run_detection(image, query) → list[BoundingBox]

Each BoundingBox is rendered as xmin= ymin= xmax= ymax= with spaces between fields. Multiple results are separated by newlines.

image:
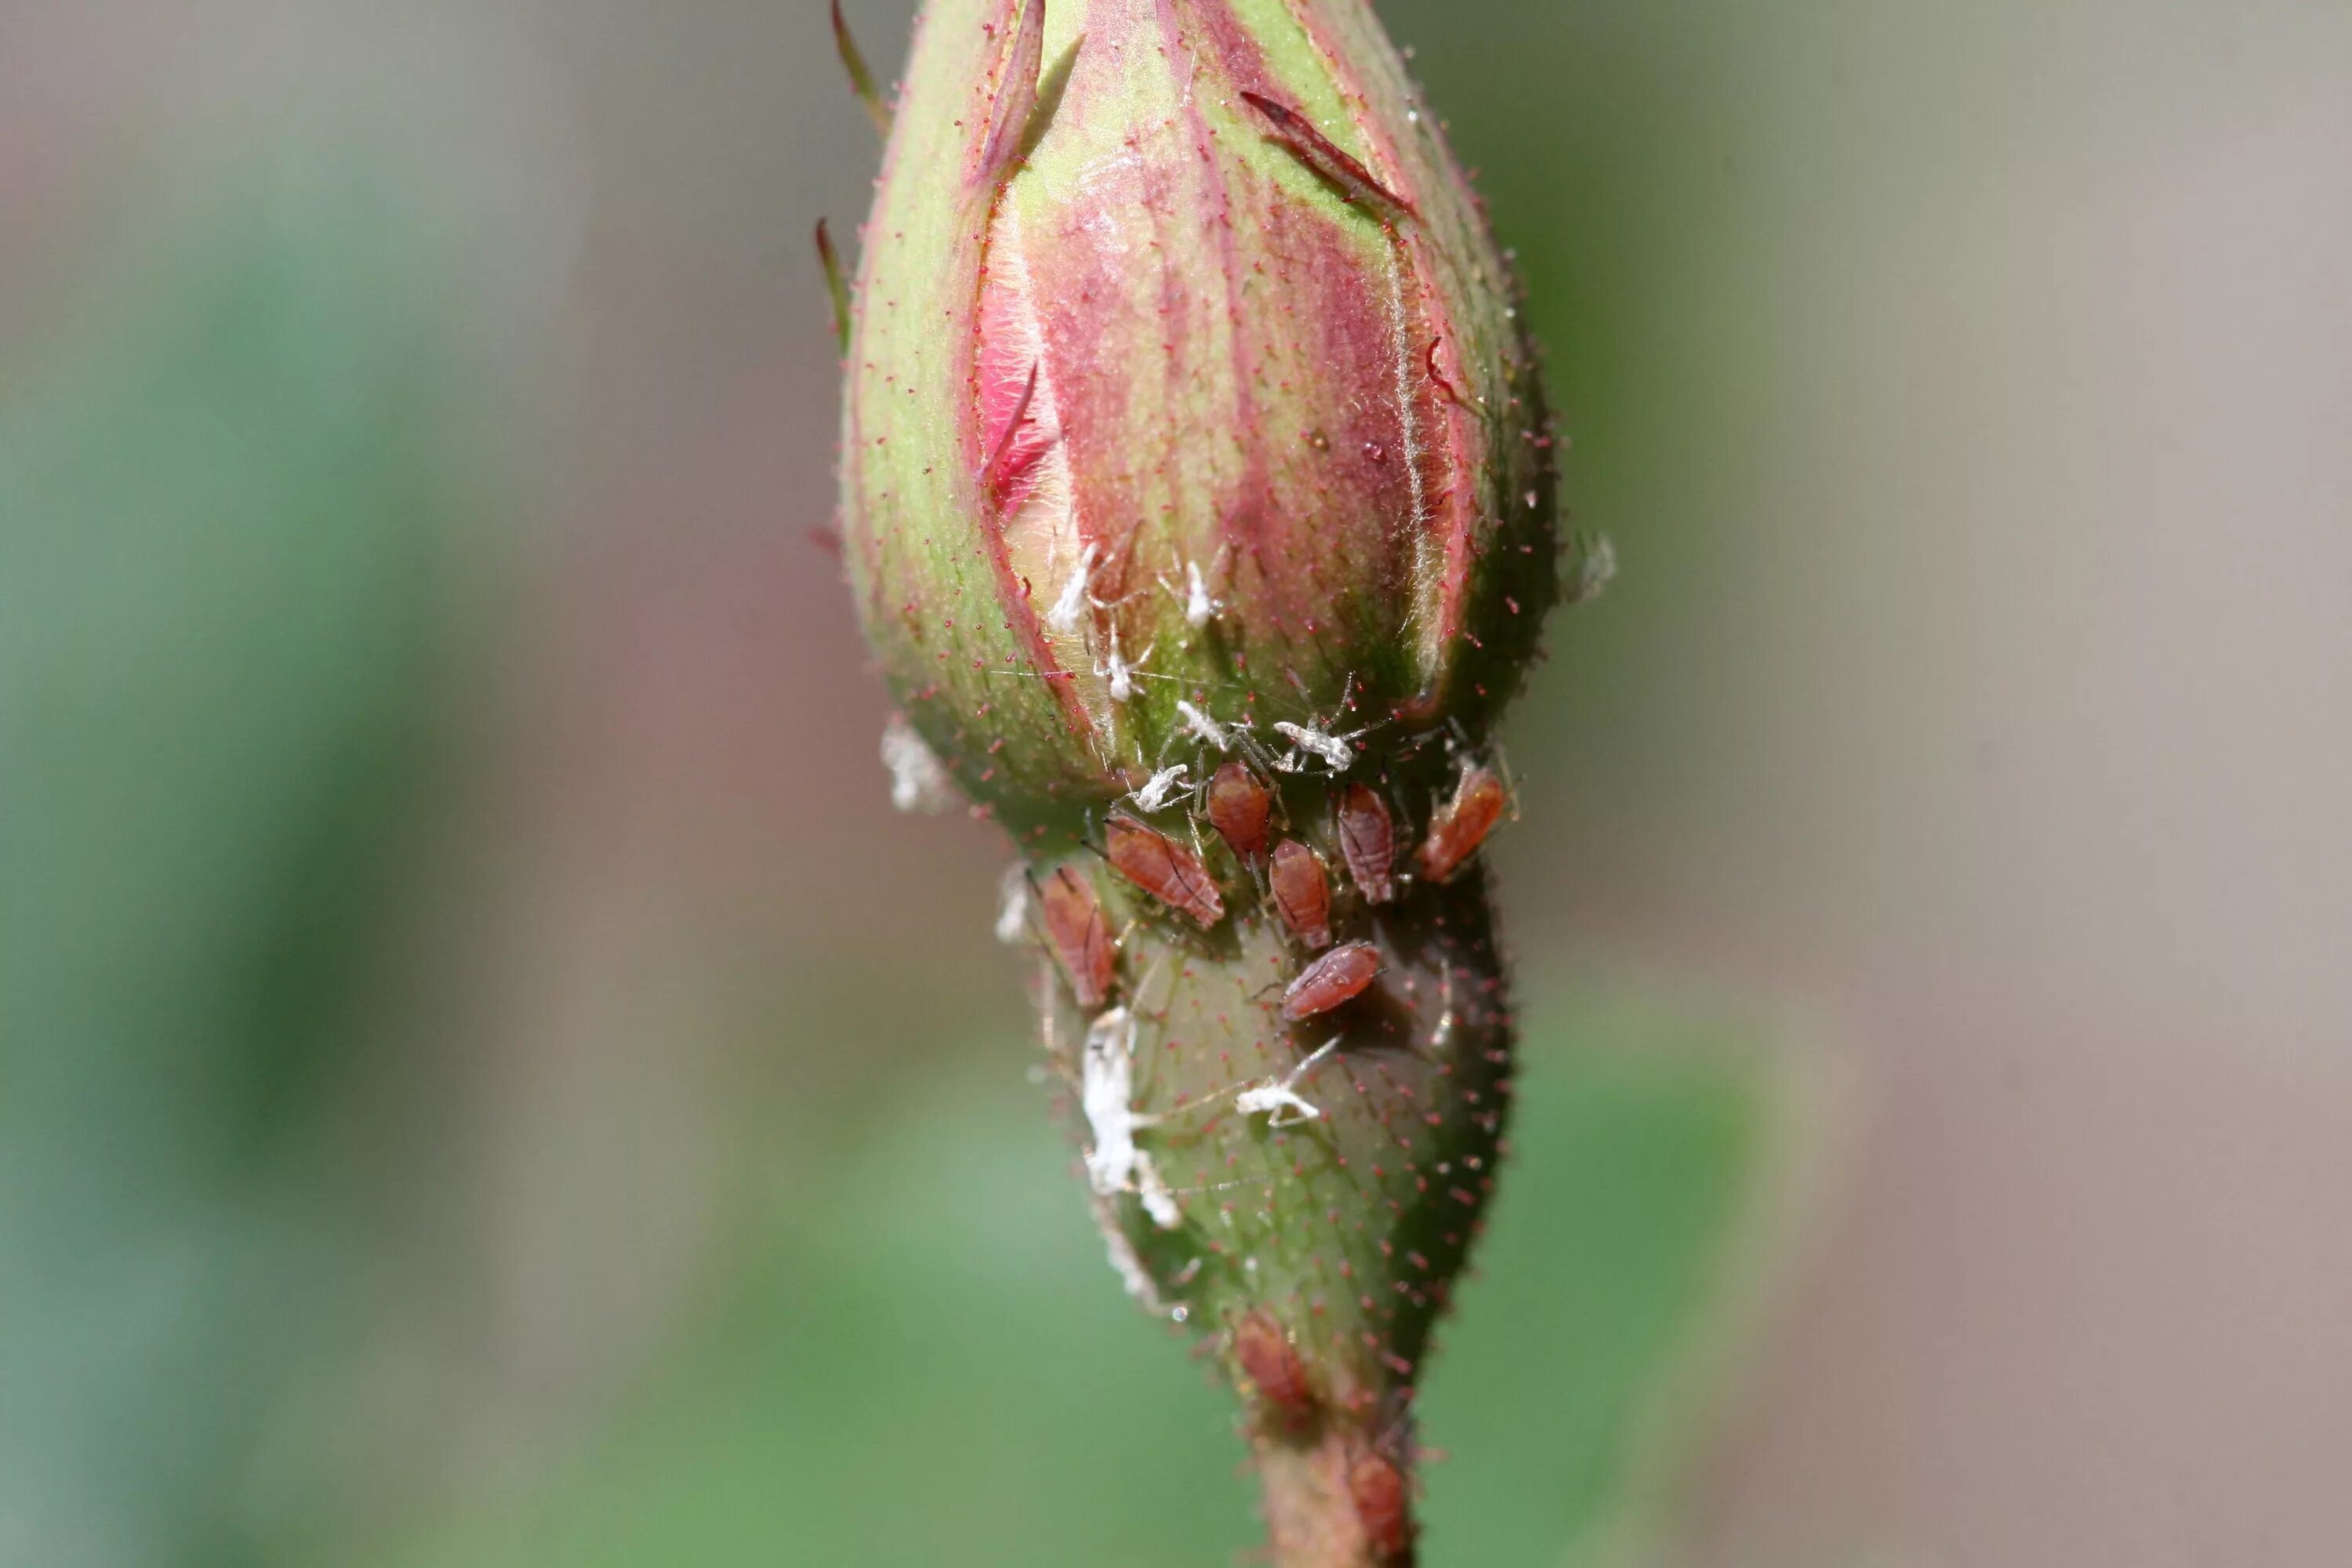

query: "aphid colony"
xmin=1047 ymin=755 xmax=1509 ymax=1032
xmin=1021 ymin=749 xmax=1512 ymax=1236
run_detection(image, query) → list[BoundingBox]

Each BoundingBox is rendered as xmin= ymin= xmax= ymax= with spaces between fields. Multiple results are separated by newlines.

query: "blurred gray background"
xmin=3 ymin=1 xmax=2348 ymax=1564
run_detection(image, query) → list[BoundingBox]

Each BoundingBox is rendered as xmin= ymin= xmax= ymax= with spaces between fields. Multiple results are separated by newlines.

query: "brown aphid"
xmin=1336 ymin=784 xmax=1397 ymax=905
xmin=1106 ymin=813 xmax=1225 ymax=927
xmin=1268 ymin=840 xmax=1334 ymax=949
xmin=1347 ymin=1450 xmax=1415 ymax=1562
xmin=1232 ymin=1311 xmax=1318 ymax=1430
xmin=1035 ymin=866 xmax=1115 ymax=1009
xmin=1281 ymin=941 xmax=1381 ymax=1022
xmin=1418 ymin=764 xmax=1509 ymax=884
xmin=1206 ymin=760 xmax=1272 ymax=862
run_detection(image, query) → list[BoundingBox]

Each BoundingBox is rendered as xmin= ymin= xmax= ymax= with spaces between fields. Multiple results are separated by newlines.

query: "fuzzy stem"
xmin=1037 ymin=813 xmax=1513 ymax=1563
xmin=1259 ymin=1428 xmax=1415 ymax=1568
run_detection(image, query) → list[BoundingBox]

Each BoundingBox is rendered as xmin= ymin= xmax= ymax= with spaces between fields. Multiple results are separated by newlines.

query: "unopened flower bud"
xmin=841 ymin=0 xmax=1555 ymax=841
xmin=832 ymin=5 xmax=1570 ymax=1560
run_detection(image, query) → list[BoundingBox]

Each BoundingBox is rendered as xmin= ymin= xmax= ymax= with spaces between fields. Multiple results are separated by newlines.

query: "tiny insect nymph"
xmin=1336 ymin=783 xmax=1398 ymax=904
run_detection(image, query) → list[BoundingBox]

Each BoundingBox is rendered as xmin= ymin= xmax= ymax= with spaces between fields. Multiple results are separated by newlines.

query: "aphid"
xmin=1232 ymin=1310 xmax=1319 ymax=1428
xmin=1044 ymin=543 xmax=1101 ymax=633
xmin=1268 ymin=840 xmax=1334 ymax=949
xmin=1235 ymin=1036 xmax=1341 ymax=1127
xmin=1206 ymin=761 xmax=1272 ymax=862
xmin=1036 ymin=866 xmax=1116 ymax=1008
xmin=1127 ymin=763 xmax=1195 ymax=814
xmin=1281 ymin=941 xmax=1381 ymax=1022
xmin=1336 ymin=783 xmax=1397 ymax=904
xmin=1106 ymin=813 xmax=1225 ymax=927
xmin=1080 ymin=1007 xmax=1180 ymax=1228
xmin=1239 ymin=91 xmax=1417 ymax=218
xmin=1417 ymin=764 xmax=1508 ymax=884
xmin=880 ymin=712 xmax=957 ymax=814
xmin=1273 ymin=719 xmax=1367 ymax=774
xmin=1347 ymin=1450 xmax=1415 ymax=1561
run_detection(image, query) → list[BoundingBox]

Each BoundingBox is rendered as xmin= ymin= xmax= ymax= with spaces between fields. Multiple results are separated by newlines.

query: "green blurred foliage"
xmin=368 ymin=999 xmax=1773 ymax=1568
xmin=0 ymin=169 xmax=468 ymax=1566
xmin=0 ymin=20 xmax=1797 ymax=1566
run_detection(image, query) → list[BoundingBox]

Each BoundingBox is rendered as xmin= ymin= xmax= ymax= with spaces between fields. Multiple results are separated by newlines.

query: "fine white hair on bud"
xmin=880 ymin=712 xmax=957 ymax=813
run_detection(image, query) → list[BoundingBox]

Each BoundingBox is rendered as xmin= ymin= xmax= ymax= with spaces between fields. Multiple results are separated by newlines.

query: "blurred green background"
xmin=5 ymin=2 xmax=2349 ymax=1566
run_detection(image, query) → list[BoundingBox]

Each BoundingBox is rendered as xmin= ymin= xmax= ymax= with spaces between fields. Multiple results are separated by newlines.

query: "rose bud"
xmin=830 ymin=4 xmax=1570 ymax=1562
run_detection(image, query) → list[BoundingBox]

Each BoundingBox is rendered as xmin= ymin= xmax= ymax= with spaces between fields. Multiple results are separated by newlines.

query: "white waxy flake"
xmin=880 ymin=713 xmax=957 ymax=813
xmin=1080 ymin=1007 xmax=1181 ymax=1229
xmin=1045 ymin=543 xmax=1101 ymax=633
xmin=1177 ymin=699 xmax=1234 ymax=750
xmin=1101 ymin=1224 xmax=1172 ymax=1314
xmin=1127 ymin=764 xmax=1193 ymax=813
xmin=995 ymin=862 xmax=1031 ymax=944
xmin=1182 ymin=560 xmax=1219 ymax=627
xmin=1234 ymin=1037 xmax=1341 ymax=1129
xmin=1272 ymin=720 xmax=1360 ymax=774
xmin=1097 ymin=626 xmax=1152 ymax=704
xmin=1569 ymin=532 xmax=1617 ymax=605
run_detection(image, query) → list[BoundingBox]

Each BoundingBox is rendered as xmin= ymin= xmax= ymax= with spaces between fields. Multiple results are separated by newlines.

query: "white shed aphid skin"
xmin=995 ymin=861 xmax=1032 ymax=944
xmin=1271 ymin=719 xmax=1370 ymax=775
xmin=1234 ymin=1036 xmax=1343 ymax=1128
xmin=1177 ymin=699 xmax=1236 ymax=750
xmin=1095 ymin=625 xmax=1156 ymax=705
xmin=1567 ymin=530 xmax=1617 ymax=606
xmin=880 ymin=712 xmax=958 ymax=812
xmin=1183 ymin=560 xmax=1221 ymax=626
xmin=1098 ymin=1207 xmax=1176 ymax=1316
xmin=1044 ymin=542 xmax=1102 ymax=633
xmin=1080 ymin=1007 xmax=1181 ymax=1229
xmin=1126 ymin=763 xmax=1196 ymax=814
